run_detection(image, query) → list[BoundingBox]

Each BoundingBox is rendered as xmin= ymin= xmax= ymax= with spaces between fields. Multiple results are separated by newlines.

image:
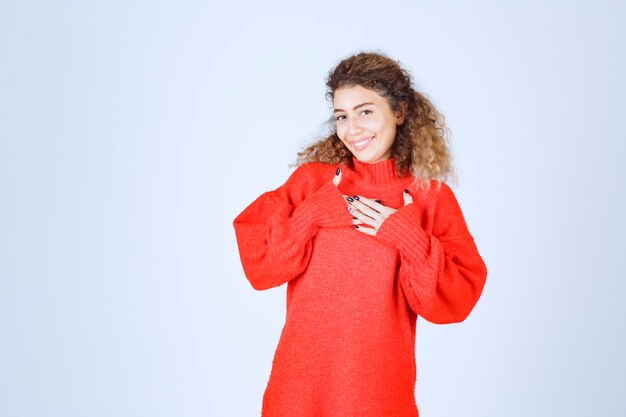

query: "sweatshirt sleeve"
xmin=233 ymin=164 xmax=353 ymax=291
xmin=375 ymin=183 xmax=488 ymax=324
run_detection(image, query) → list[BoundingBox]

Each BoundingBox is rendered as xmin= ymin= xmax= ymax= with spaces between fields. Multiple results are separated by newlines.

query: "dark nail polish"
xmin=404 ymin=189 xmax=409 ymax=194
xmin=353 ymin=225 xmax=359 ymax=229
xmin=353 ymin=195 xmax=360 ymax=200
xmin=347 ymin=197 xmax=354 ymax=202
xmin=336 ymin=167 xmax=341 ymax=175
xmin=375 ymin=199 xmax=382 ymax=204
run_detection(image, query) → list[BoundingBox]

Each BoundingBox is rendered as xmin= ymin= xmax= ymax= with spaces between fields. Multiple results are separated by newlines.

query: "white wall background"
xmin=1 ymin=1 xmax=625 ymax=416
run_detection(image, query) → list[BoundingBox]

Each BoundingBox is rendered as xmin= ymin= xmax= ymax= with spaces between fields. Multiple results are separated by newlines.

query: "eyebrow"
xmin=333 ymin=102 xmax=374 ymax=113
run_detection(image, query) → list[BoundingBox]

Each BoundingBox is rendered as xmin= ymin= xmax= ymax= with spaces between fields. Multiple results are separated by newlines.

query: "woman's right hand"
xmin=332 ymin=166 xmax=342 ymax=187
xmin=333 ymin=166 xmax=353 ymax=206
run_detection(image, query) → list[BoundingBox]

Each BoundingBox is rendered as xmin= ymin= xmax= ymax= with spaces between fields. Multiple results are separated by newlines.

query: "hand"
xmin=347 ymin=190 xmax=414 ymax=236
xmin=333 ymin=166 xmax=361 ymax=206
xmin=332 ymin=166 xmax=342 ymax=187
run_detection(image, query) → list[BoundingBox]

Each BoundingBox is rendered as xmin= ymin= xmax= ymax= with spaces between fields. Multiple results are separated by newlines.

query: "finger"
xmin=351 ymin=218 xmax=364 ymax=225
xmin=347 ymin=205 xmax=380 ymax=228
xmin=348 ymin=198 xmax=385 ymax=223
xmin=354 ymin=195 xmax=397 ymax=218
xmin=353 ymin=195 xmax=383 ymax=210
xmin=353 ymin=224 xmax=377 ymax=236
xmin=403 ymin=189 xmax=413 ymax=206
xmin=332 ymin=166 xmax=342 ymax=186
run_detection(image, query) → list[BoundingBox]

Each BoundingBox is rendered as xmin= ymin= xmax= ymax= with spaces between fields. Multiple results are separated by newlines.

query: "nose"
xmin=347 ymin=115 xmax=362 ymax=136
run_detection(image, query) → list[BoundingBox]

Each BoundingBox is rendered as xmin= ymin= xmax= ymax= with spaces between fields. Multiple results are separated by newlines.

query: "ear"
xmin=395 ymin=101 xmax=408 ymax=125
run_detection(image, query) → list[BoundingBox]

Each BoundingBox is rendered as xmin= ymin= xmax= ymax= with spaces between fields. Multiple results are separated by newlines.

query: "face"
xmin=333 ymin=85 xmax=406 ymax=164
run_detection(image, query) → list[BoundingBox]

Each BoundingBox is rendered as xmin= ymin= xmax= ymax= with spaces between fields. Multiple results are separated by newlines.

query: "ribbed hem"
xmin=292 ymin=181 xmax=354 ymax=229
xmin=376 ymin=203 xmax=430 ymax=261
xmin=351 ymin=157 xmax=398 ymax=185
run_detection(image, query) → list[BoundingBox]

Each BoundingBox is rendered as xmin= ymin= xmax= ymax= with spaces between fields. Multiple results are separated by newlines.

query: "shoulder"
xmin=289 ymin=161 xmax=337 ymax=177
xmin=428 ymin=181 xmax=471 ymax=240
xmin=407 ymin=179 xmax=467 ymax=236
xmin=420 ymin=180 xmax=461 ymax=212
xmin=283 ymin=161 xmax=337 ymax=188
xmin=275 ymin=161 xmax=337 ymax=203
xmin=431 ymin=180 xmax=457 ymax=203
xmin=409 ymin=179 xmax=456 ymax=206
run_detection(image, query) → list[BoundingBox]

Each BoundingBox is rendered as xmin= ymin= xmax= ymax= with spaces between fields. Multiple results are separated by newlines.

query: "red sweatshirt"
xmin=233 ymin=157 xmax=487 ymax=417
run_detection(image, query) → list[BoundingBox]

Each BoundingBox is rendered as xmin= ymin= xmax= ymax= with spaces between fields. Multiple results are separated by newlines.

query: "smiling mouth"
xmin=351 ymin=136 xmax=374 ymax=151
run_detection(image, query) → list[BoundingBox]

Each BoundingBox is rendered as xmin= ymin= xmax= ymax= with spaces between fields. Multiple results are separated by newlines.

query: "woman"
xmin=233 ymin=51 xmax=488 ymax=417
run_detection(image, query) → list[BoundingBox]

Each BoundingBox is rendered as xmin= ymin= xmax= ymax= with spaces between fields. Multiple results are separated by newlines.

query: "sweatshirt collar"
xmin=350 ymin=157 xmax=398 ymax=185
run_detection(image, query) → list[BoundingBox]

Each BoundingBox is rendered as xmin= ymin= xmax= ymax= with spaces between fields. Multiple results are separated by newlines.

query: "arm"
xmin=375 ymin=183 xmax=488 ymax=324
xmin=233 ymin=165 xmax=352 ymax=291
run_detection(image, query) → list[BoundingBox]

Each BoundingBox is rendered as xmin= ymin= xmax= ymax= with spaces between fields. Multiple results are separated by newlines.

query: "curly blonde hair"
xmin=295 ymin=50 xmax=457 ymax=190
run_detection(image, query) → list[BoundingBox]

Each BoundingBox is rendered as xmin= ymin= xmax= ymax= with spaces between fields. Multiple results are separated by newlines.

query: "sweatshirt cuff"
xmin=376 ymin=203 xmax=431 ymax=261
xmin=291 ymin=181 xmax=354 ymax=229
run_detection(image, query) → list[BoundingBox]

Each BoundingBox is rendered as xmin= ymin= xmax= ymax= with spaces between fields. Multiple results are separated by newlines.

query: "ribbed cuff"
xmin=376 ymin=203 xmax=431 ymax=261
xmin=291 ymin=181 xmax=353 ymax=229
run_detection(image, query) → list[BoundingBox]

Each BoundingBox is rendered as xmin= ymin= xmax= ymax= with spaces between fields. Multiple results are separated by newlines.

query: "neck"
xmin=350 ymin=157 xmax=398 ymax=185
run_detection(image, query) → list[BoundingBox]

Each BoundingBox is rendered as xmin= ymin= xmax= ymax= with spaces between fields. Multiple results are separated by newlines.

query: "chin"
xmin=352 ymin=152 xmax=385 ymax=164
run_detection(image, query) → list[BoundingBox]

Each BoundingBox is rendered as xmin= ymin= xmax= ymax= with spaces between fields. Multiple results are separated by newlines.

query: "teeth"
xmin=353 ymin=136 xmax=373 ymax=149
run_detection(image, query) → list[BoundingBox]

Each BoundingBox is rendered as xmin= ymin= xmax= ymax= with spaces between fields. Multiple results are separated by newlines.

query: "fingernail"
xmin=404 ymin=189 xmax=409 ymax=194
xmin=353 ymin=225 xmax=359 ymax=229
xmin=347 ymin=206 xmax=354 ymax=213
xmin=375 ymin=199 xmax=382 ymax=204
xmin=347 ymin=196 xmax=354 ymax=202
xmin=336 ymin=167 xmax=341 ymax=175
xmin=353 ymin=195 xmax=360 ymax=200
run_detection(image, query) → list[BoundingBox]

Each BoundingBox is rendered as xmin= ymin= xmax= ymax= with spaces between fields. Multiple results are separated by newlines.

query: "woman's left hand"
xmin=346 ymin=190 xmax=413 ymax=236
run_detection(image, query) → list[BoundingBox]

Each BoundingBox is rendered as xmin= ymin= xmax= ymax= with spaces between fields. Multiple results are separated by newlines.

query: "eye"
xmin=361 ymin=109 xmax=372 ymax=116
xmin=335 ymin=115 xmax=345 ymax=121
